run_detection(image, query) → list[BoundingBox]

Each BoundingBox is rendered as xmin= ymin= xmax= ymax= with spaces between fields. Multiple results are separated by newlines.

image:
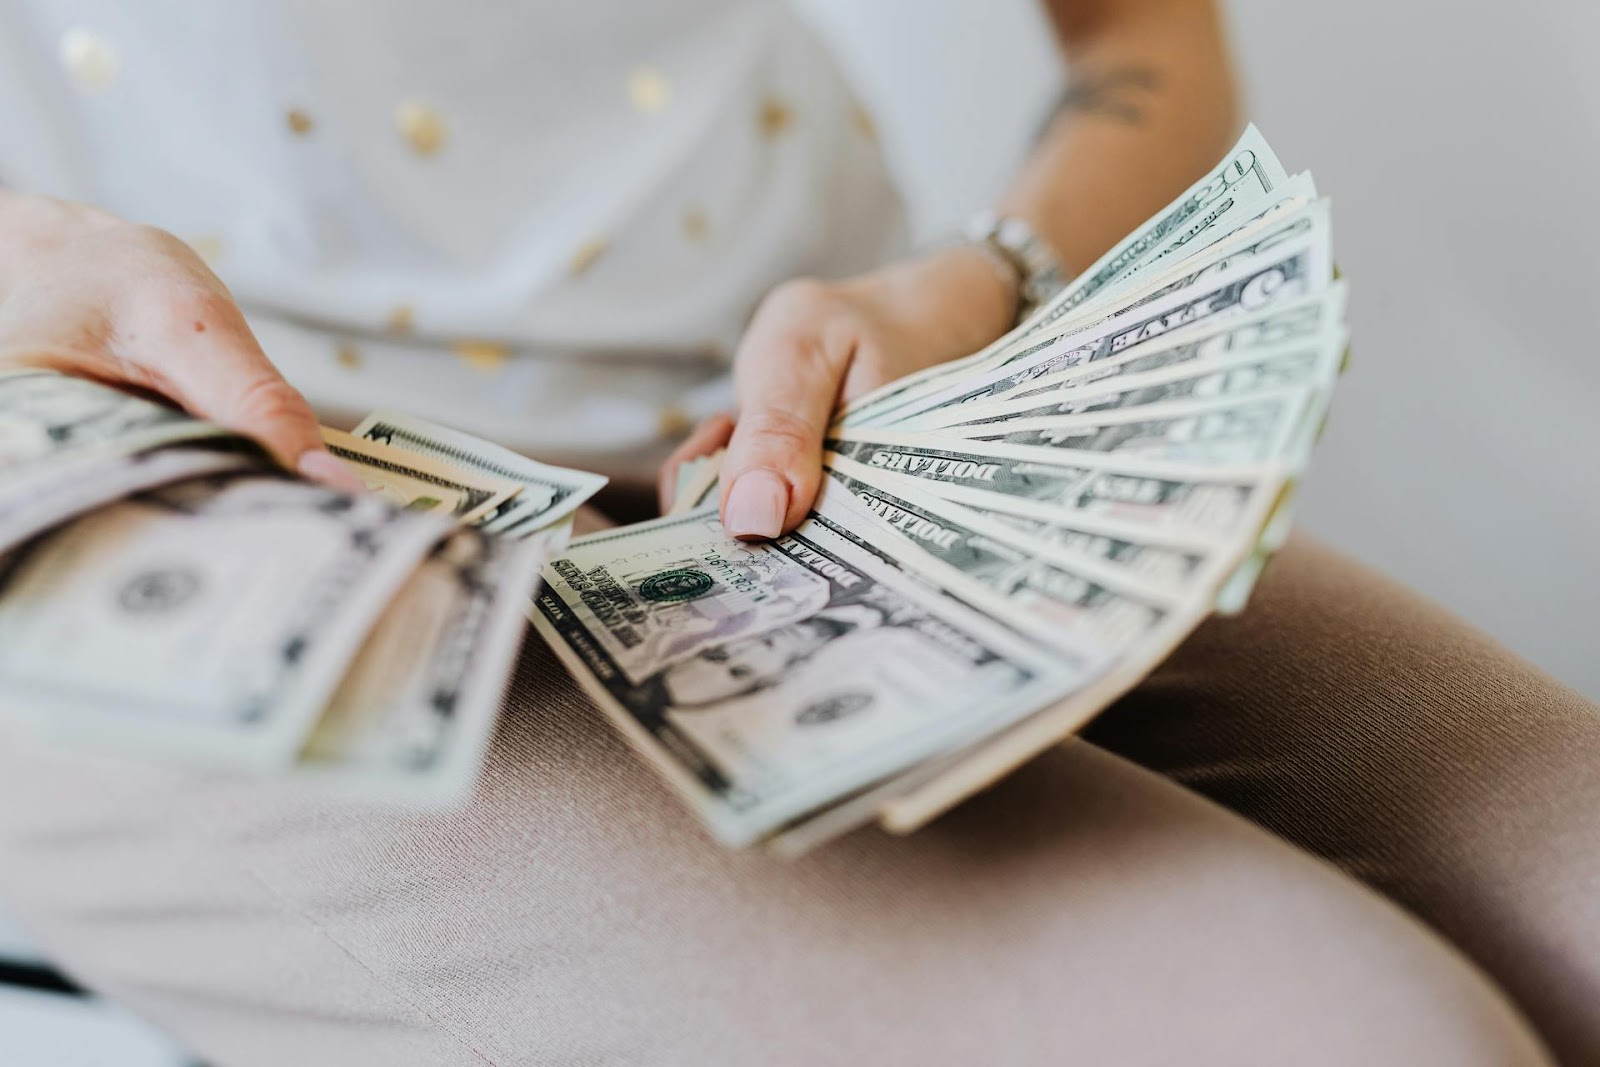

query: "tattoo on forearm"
xmin=1046 ymin=66 xmax=1163 ymax=128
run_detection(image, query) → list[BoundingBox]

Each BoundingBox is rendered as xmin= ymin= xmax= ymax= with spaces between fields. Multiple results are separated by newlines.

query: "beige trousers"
xmin=0 ymin=532 xmax=1594 ymax=1066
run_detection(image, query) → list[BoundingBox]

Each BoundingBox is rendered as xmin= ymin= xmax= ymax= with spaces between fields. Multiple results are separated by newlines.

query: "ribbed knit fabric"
xmin=0 ymin=532 xmax=1587 ymax=1065
xmin=1086 ymin=532 xmax=1600 ymax=1065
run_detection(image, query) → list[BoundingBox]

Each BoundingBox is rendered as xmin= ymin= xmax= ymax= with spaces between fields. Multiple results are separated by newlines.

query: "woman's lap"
xmin=0 ymin=527 xmax=1576 ymax=1065
xmin=1086 ymin=530 xmax=1600 ymax=1063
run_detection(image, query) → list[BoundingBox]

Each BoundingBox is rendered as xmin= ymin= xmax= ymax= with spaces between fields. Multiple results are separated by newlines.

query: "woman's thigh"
xmin=0 ymin=646 xmax=1546 ymax=1066
xmin=1085 ymin=530 xmax=1600 ymax=1064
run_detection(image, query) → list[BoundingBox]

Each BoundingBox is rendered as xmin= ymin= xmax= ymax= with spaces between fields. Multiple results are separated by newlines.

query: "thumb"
xmin=721 ymin=328 xmax=850 ymax=540
xmin=226 ymin=372 xmax=363 ymax=492
xmin=160 ymin=323 xmax=362 ymax=492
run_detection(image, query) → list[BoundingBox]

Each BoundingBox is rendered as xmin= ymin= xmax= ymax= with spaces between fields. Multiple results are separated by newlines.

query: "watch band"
xmin=960 ymin=211 xmax=1066 ymax=325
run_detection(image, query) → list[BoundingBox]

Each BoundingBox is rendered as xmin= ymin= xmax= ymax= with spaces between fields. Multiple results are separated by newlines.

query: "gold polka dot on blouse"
xmin=627 ymin=67 xmax=671 ymax=114
xmin=53 ymin=21 xmax=878 ymax=414
xmin=394 ymin=99 xmax=447 ymax=156
xmin=59 ymin=28 xmax=120 ymax=93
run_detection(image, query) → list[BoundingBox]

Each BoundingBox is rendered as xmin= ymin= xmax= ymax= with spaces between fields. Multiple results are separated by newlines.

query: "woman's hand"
xmin=0 ymin=191 xmax=359 ymax=489
xmin=659 ymin=245 xmax=1019 ymax=538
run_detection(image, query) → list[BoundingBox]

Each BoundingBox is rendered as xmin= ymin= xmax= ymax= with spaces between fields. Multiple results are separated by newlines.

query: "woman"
xmin=0 ymin=1 xmax=1595 ymax=1063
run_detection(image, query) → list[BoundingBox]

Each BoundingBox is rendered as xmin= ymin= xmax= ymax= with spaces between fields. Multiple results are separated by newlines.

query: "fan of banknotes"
xmin=0 ymin=124 xmax=1341 ymax=854
xmin=533 ymin=125 xmax=1347 ymax=853
xmin=0 ymin=376 xmax=605 ymax=805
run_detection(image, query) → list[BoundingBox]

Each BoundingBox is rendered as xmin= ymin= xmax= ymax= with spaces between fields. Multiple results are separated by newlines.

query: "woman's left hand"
xmin=658 ymin=245 xmax=1019 ymax=538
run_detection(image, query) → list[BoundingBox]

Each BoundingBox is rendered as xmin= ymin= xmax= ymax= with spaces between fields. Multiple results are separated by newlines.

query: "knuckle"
xmin=734 ymin=325 xmax=843 ymax=384
xmin=233 ymin=376 xmax=308 ymax=426
xmin=125 ymin=223 xmax=192 ymax=261
xmin=737 ymin=406 xmax=818 ymax=457
xmin=761 ymin=277 xmax=845 ymax=320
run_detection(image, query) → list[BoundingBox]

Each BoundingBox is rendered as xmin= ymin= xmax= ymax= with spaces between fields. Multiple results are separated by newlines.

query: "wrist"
xmin=844 ymin=245 xmax=1019 ymax=357
xmin=937 ymin=242 xmax=1024 ymax=333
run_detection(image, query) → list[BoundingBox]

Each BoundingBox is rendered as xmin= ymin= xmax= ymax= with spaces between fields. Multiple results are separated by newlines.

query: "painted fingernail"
xmin=723 ymin=469 xmax=788 ymax=540
xmin=297 ymin=449 xmax=366 ymax=493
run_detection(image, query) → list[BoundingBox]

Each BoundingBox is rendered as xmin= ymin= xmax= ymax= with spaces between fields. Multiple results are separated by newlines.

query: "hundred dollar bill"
xmin=322 ymin=427 xmax=521 ymax=525
xmin=816 ymin=463 xmax=1187 ymax=652
xmin=925 ymin=330 xmax=1346 ymax=431
xmin=298 ymin=526 xmax=545 ymax=807
xmin=881 ymin=199 xmax=1332 ymax=430
xmin=0 ymin=369 xmax=235 ymax=475
xmin=0 ymin=445 xmax=256 ymax=555
xmin=529 ymin=508 xmax=1097 ymax=845
xmin=351 ymin=410 xmax=606 ymax=535
xmin=910 ymin=287 xmax=1346 ymax=429
xmin=826 ymin=430 xmax=1288 ymax=539
xmin=0 ymin=474 xmax=451 ymax=767
xmin=837 ymin=125 xmax=1293 ymax=426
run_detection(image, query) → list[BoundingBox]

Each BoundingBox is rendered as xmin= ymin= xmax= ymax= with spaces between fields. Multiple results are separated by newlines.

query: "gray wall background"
xmin=800 ymin=0 xmax=1600 ymax=700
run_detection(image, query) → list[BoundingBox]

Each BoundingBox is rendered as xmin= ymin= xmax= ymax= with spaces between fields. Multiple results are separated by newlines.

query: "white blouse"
xmin=0 ymin=0 xmax=906 ymax=480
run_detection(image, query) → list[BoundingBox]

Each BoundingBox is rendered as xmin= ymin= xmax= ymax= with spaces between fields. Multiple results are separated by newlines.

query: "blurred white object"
xmin=0 ymin=903 xmax=193 ymax=1066
xmin=0 ymin=985 xmax=193 ymax=1067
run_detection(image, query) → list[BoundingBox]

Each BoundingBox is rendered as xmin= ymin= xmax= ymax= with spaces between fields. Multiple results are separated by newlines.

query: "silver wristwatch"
xmin=960 ymin=211 xmax=1066 ymax=325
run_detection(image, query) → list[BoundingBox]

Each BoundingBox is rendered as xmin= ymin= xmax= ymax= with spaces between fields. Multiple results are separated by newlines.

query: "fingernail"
xmin=298 ymin=449 xmax=366 ymax=493
xmin=723 ymin=469 xmax=788 ymax=540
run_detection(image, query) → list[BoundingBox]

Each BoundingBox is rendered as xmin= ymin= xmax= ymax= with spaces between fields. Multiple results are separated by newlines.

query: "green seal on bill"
xmin=638 ymin=568 xmax=715 ymax=603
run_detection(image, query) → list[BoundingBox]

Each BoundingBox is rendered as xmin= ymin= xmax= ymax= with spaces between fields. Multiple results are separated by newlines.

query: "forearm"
xmin=1000 ymin=0 xmax=1240 ymax=273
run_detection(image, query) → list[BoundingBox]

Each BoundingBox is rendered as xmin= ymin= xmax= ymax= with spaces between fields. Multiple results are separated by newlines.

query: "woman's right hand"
xmin=0 ymin=190 xmax=360 ymax=489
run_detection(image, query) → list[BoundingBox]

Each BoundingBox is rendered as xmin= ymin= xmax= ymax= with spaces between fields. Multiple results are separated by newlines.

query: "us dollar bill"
xmin=926 ymin=330 xmax=1346 ymax=431
xmin=322 ymin=427 xmax=521 ymax=525
xmin=826 ymin=430 xmax=1287 ymax=539
xmin=521 ymin=515 xmax=577 ymax=559
xmin=910 ymin=287 xmax=1346 ymax=429
xmin=668 ymin=450 xmax=723 ymax=516
xmin=881 ymin=199 xmax=1333 ymax=429
xmin=816 ymin=478 xmax=1233 ymax=836
xmin=816 ymin=464 xmax=1187 ymax=652
xmin=1071 ymin=184 xmax=1326 ymax=333
xmin=828 ymin=453 xmax=1239 ymax=596
xmin=837 ymin=125 xmax=1294 ymax=427
xmin=0 ymin=474 xmax=451 ymax=767
xmin=0 ymin=445 xmax=257 ymax=555
xmin=529 ymin=508 xmax=1097 ymax=845
xmin=0 ymin=369 xmax=235 ymax=475
xmin=352 ymin=410 xmax=606 ymax=535
xmin=960 ymin=385 xmax=1325 ymax=466
xmin=1028 ymin=126 xmax=1295 ymax=330
xmin=522 ymin=126 xmax=1348 ymax=844
xmin=1106 ymin=170 xmax=1317 ymax=299
xmin=298 ymin=526 xmax=545 ymax=806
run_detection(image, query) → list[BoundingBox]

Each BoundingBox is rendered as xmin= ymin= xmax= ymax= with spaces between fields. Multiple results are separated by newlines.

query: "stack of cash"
xmin=0 ymin=374 xmax=605 ymax=805
xmin=536 ymin=126 xmax=1346 ymax=852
